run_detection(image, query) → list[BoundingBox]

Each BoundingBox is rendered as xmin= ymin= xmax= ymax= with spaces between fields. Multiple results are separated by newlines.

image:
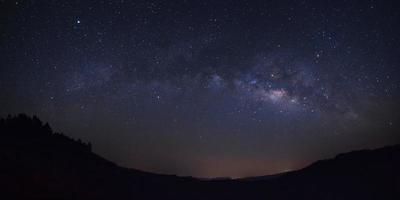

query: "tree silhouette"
xmin=0 ymin=113 xmax=399 ymax=200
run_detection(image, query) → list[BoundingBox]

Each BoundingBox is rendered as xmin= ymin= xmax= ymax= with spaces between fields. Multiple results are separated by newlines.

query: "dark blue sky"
xmin=1 ymin=0 xmax=400 ymax=178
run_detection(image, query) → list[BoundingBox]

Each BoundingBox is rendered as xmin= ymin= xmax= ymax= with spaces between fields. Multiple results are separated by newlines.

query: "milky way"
xmin=1 ymin=0 xmax=400 ymax=178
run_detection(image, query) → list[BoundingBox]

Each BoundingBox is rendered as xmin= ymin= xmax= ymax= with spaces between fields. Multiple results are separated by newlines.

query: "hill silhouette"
xmin=1 ymin=114 xmax=399 ymax=199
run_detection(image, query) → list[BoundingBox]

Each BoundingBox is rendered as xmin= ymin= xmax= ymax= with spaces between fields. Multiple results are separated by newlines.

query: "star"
xmin=1 ymin=0 xmax=399 ymax=178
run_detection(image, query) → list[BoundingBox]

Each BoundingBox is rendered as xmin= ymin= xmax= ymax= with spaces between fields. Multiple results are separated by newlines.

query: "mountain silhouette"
xmin=1 ymin=114 xmax=399 ymax=200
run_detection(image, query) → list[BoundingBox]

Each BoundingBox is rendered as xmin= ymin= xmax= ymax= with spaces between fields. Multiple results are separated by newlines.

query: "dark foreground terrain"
xmin=1 ymin=114 xmax=399 ymax=199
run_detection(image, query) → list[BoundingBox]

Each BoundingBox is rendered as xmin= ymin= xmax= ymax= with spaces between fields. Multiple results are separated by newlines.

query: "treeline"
xmin=0 ymin=113 xmax=92 ymax=152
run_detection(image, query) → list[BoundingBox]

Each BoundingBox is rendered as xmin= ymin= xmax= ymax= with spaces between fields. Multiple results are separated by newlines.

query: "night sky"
xmin=1 ymin=0 xmax=400 ymax=178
